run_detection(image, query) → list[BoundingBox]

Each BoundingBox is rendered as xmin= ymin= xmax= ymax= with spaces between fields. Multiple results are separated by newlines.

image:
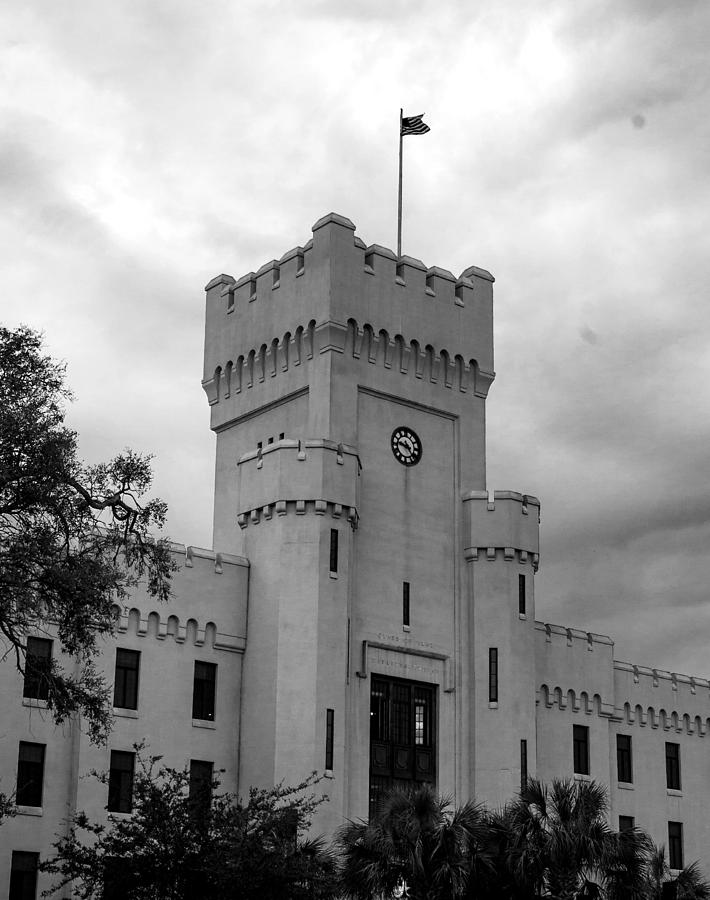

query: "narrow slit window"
xmin=520 ymin=739 xmax=528 ymax=791
xmin=403 ymin=582 xmax=410 ymax=627
xmin=325 ymin=708 xmax=334 ymax=770
xmin=488 ymin=648 xmax=498 ymax=703
xmin=518 ymin=574 xmax=526 ymax=615
xmin=329 ymin=529 xmax=338 ymax=574
xmin=279 ymin=432 xmax=285 ymax=440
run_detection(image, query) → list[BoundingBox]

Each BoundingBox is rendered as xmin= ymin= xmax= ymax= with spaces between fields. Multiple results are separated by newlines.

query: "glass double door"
xmin=369 ymin=676 xmax=436 ymax=817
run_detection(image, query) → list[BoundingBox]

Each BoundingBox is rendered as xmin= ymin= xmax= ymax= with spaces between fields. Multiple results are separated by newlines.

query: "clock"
xmin=391 ymin=427 xmax=422 ymax=466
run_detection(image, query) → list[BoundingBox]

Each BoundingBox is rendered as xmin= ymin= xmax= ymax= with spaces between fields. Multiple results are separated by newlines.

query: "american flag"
xmin=401 ymin=114 xmax=430 ymax=136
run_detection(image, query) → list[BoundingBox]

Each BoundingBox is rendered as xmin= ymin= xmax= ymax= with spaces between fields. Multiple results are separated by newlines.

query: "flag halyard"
xmin=401 ymin=113 xmax=431 ymax=136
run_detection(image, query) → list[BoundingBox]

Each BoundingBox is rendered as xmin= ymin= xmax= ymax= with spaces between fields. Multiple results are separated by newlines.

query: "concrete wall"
xmin=0 ymin=546 xmax=248 ymax=898
xmin=535 ymin=623 xmax=710 ymax=873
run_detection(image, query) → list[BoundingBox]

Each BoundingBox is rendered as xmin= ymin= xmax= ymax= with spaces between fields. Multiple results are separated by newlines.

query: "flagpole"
xmin=397 ymin=108 xmax=403 ymax=258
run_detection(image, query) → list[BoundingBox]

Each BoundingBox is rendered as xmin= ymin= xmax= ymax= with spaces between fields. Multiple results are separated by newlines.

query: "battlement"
xmin=111 ymin=541 xmax=250 ymax=651
xmin=462 ymin=490 xmax=540 ymax=561
xmin=203 ymin=213 xmax=495 ymax=396
xmin=614 ymin=660 xmax=710 ymax=728
xmin=236 ymin=438 xmax=360 ymax=521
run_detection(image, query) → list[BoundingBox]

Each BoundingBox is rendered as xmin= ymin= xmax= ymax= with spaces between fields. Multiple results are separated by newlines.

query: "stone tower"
xmin=202 ymin=212 xmax=539 ymax=830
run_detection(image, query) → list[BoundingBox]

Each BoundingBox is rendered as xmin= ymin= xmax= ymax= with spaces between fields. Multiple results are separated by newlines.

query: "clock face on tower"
xmin=391 ymin=427 xmax=422 ymax=466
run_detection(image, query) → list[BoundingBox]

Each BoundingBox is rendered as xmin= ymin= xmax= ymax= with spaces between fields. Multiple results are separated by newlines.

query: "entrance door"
xmin=369 ymin=676 xmax=436 ymax=817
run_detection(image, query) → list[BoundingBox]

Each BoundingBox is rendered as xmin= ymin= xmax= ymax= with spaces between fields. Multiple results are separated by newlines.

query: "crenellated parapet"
xmin=203 ymin=213 xmax=495 ymax=416
xmin=614 ymin=660 xmax=710 ymax=733
xmin=110 ymin=542 xmax=249 ymax=653
xmin=536 ymin=627 xmax=710 ymax=732
xmin=538 ymin=683 xmax=616 ymax=719
xmin=201 ymin=315 xmax=494 ymax=410
xmin=113 ymin=605 xmax=245 ymax=653
xmin=462 ymin=490 xmax=540 ymax=569
xmin=235 ymin=438 xmax=360 ymax=528
xmin=535 ymin=621 xmax=615 ymax=709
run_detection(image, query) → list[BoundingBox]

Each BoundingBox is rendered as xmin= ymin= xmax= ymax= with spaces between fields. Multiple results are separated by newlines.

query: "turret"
xmin=463 ymin=490 xmax=540 ymax=806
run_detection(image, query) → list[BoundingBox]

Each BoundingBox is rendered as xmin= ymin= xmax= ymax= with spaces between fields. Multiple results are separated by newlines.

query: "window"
xmin=619 ymin=815 xmax=635 ymax=832
xmin=23 ymin=637 xmax=52 ymax=701
xmin=520 ymin=739 xmax=528 ymax=792
xmin=668 ymin=821 xmax=683 ymax=870
xmin=113 ymin=649 xmax=140 ymax=709
xmin=617 ymin=734 xmax=633 ymax=783
xmin=192 ymin=661 xmax=217 ymax=721
xmin=329 ymin=529 xmax=338 ymax=574
xmin=325 ymin=708 xmax=334 ymax=770
xmin=488 ymin=648 xmax=498 ymax=703
xmin=189 ymin=759 xmax=213 ymax=818
xmin=666 ymin=742 xmax=681 ymax=790
xmin=9 ymin=851 xmax=39 ymax=900
xmin=16 ymin=742 xmax=45 ymax=807
xmin=403 ymin=582 xmax=410 ymax=627
xmin=518 ymin=574 xmax=526 ymax=615
xmin=108 ymin=750 xmax=135 ymax=813
xmin=573 ymin=725 xmax=589 ymax=775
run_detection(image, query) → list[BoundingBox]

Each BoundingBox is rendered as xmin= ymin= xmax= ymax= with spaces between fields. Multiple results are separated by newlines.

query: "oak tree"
xmin=0 ymin=325 xmax=174 ymax=744
xmin=41 ymin=749 xmax=337 ymax=899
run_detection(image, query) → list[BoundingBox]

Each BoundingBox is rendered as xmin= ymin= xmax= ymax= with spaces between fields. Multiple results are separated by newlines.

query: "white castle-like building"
xmin=2 ymin=213 xmax=709 ymax=896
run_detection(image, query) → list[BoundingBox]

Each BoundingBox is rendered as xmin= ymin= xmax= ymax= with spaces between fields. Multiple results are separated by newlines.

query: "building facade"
xmin=1 ymin=213 xmax=709 ymax=896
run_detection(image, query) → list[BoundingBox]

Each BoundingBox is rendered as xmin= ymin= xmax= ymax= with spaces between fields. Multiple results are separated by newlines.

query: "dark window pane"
xmin=192 ymin=661 xmax=217 ymax=721
xmin=488 ymin=648 xmax=498 ymax=703
xmin=23 ymin=637 xmax=52 ymax=701
xmin=329 ymin=529 xmax=338 ymax=573
xmin=17 ymin=742 xmax=45 ymax=807
xmin=108 ymin=750 xmax=135 ymax=813
xmin=391 ymin=683 xmax=410 ymax=744
xmin=520 ymin=739 xmax=528 ymax=792
xmin=665 ymin=742 xmax=681 ymax=790
xmin=619 ymin=815 xmax=635 ymax=832
xmin=113 ymin=649 xmax=140 ymax=710
xmin=10 ymin=851 xmax=39 ymax=900
xmin=370 ymin=680 xmax=389 ymax=742
xmin=668 ymin=821 xmax=683 ymax=870
xmin=617 ymin=734 xmax=633 ymax=783
xmin=573 ymin=725 xmax=589 ymax=775
xmin=402 ymin=582 xmax=410 ymax=627
xmin=518 ymin=574 xmax=526 ymax=615
xmin=325 ymin=709 xmax=335 ymax=770
xmin=189 ymin=759 xmax=213 ymax=821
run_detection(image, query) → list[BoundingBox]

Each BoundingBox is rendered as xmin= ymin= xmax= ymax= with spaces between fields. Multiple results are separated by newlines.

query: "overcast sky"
xmin=2 ymin=0 xmax=709 ymax=678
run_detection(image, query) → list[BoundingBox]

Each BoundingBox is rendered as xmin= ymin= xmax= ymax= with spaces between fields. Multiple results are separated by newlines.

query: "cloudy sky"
xmin=2 ymin=0 xmax=709 ymax=678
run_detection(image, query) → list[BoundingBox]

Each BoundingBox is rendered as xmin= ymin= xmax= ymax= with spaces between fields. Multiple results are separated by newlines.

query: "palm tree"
xmin=484 ymin=778 xmax=649 ymax=900
xmin=642 ymin=845 xmax=710 ymax=900
xmin=337 ymin=783 xmax=491 ymax=900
